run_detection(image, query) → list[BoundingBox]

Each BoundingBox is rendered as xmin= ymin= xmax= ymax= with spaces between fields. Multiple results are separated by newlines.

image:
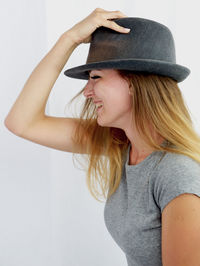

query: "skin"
xmin=83 ymin=69 xmax=165 ymax=165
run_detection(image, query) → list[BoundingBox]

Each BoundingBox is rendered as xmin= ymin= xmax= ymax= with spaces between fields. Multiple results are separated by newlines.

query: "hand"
xmin=65 ymin=8 xmax=130 ymax=45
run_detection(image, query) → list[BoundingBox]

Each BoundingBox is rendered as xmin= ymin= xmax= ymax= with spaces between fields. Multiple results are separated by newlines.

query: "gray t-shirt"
xmin=104 ymin=141 xmax=200 ymax=266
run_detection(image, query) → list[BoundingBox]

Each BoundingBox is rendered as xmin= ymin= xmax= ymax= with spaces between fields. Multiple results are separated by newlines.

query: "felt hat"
xmin=64 ymin=17 xmax=190 ymax=82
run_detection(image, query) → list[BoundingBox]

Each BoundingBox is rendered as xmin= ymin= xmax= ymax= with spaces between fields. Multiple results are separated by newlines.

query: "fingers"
xmin=105 ymin=20 xmax=130 ymax=33
xmin=95 ymin=9 xmax=130 ymax=33
xmin=105 ymin=14 xmax=131 ymax=33
xmin=96 ymin=8 xmax=127 ymax=17
xmin=110 ymin=10 xmax=128 ymax=18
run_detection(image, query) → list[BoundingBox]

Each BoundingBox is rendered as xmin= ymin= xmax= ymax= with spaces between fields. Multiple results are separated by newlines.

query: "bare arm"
xmin=4 ymin=32 xmax=78 ymax=135
xmin=4 ymin=33 xmax=90 ymax=154
xmin=4 ymin=8 xmax=128 ymax=154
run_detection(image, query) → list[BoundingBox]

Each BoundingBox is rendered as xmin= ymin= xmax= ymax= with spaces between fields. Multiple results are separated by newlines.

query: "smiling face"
xmin=83 ymin=69 xmax=133 ymax=130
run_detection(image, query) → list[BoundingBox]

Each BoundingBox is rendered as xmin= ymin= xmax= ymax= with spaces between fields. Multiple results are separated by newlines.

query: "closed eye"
xmin=90 ymin=75 xmax=101 ymax=79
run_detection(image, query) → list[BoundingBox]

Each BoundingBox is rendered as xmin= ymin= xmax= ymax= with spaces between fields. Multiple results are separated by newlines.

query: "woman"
xmin=4 ymin=8 xmax=200 ymax=266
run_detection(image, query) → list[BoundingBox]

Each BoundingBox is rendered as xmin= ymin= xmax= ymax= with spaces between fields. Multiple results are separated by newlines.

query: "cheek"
xmin=120 ymin=98 xmax=133 ymax=113
xmin=114 ymin=91 xmax=132 ymax=108
xmin=104 ymin=94 xmax=132 ymax=115
xmin=103 ymin=78 xmax=132 ymax=111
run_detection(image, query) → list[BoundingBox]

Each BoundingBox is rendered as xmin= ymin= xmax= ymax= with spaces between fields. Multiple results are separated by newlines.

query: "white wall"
xmin=0 ymin=1 xmax=52 ymax=266
xmin=1 ymin=0 xmax=199 ymax=266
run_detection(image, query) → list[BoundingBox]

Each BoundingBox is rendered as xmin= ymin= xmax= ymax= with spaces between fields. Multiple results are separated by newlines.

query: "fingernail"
xmin=124 ymin=28 xmax=131 ymax=32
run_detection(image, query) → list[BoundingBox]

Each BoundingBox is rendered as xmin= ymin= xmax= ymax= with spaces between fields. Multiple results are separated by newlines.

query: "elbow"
xmin=4 ymin=117 xmax=22 ymax=136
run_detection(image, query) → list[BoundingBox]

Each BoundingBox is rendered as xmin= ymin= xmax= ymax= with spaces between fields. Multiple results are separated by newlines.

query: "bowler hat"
xmin=64 ymin=17 xmax=190 ymax=82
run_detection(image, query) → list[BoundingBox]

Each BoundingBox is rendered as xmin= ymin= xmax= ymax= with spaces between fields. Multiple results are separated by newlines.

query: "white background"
xmin=1 ymin=0 xmax=200 ymax=265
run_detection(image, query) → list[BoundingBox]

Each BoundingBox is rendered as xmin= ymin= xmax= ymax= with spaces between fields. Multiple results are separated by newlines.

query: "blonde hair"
xmin=66 ymin=70 xmax=200 ymax=203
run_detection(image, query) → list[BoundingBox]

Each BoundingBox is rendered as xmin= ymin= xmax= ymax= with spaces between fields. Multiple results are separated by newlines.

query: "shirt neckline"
xmin=125 ymin=139 xmax=168 ymax=169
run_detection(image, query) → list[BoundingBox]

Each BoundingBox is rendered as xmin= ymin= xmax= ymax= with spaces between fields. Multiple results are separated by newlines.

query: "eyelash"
xmin=90 ymin=75 xmax=100 ymax=79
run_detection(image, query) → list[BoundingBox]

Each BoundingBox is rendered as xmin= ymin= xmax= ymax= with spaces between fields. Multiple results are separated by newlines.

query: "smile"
xmin=97 ymin=105 xmax=103 ymax=112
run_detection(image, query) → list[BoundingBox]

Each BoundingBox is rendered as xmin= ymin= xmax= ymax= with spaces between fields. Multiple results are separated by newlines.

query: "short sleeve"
xmin=154 ymin=153 xmax=200 ymax=213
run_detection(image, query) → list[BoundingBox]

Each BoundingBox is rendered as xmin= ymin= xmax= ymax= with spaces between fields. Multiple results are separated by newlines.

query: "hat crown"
xmin=86 ymin=17 xmax=176 ymax=64
xmin=64 ymin=17 xmax=190 ymax=82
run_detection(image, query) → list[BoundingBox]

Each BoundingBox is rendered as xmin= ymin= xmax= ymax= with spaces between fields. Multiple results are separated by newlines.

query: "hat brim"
xmin=64 ymin=58 xmax=190 ymax=83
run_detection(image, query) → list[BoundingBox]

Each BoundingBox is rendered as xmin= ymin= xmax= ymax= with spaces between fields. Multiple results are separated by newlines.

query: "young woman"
xmin=4 ymin=8 xmax=200 ymax=266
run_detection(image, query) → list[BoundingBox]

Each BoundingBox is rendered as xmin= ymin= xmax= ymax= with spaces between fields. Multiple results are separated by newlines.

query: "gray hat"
xmin=64 ymin=17 xmax=190 ymax=83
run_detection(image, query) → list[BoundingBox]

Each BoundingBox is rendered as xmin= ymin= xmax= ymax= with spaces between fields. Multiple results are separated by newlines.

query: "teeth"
xmin=96 ymin=103 xmax=103 ymax=108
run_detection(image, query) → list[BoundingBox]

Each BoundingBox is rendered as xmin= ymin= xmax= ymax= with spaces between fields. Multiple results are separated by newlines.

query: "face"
xmin=83 ymin=69 xmax=133 ymax=130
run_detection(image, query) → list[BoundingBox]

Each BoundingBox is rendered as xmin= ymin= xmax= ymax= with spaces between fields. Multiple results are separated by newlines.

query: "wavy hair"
xmin=65 ymin=70 xmax=200 ymax=203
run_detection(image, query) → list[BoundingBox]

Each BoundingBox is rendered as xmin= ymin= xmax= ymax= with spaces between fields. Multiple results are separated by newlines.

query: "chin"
xmin=97 ymin=117 xmax=119 ymax=130
xmin=97 ymin=115 xmax=111 ymax=127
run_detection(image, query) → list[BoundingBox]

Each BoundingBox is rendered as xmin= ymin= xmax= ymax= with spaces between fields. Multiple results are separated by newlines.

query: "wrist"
xmin=61 ymin=30 xmax=81 ymax=47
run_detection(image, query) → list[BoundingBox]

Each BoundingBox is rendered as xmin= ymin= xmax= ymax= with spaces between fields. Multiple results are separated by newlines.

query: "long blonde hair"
xmin=66 ymin=70 xmax=200 ymax=203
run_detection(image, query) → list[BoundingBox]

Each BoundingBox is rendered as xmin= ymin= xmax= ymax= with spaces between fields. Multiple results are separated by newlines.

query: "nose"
xmin=83 ymin=80 xmax=95 ymax=98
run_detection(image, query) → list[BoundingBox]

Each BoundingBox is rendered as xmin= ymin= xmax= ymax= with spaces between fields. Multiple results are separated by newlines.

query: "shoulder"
xmin=156 ymin=150 xmax=200 ymax=177
xmin=153 ymin=151 xmax=200 ymax=213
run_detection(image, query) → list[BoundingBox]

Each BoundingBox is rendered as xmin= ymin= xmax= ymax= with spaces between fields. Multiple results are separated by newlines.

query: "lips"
xmin=94 ymin=101 xmax=103 ymax=107
xmin=93 ymin=100 xmax=103 ymax=104
xmin=97 ymin=105 xmax=103 ymax=112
